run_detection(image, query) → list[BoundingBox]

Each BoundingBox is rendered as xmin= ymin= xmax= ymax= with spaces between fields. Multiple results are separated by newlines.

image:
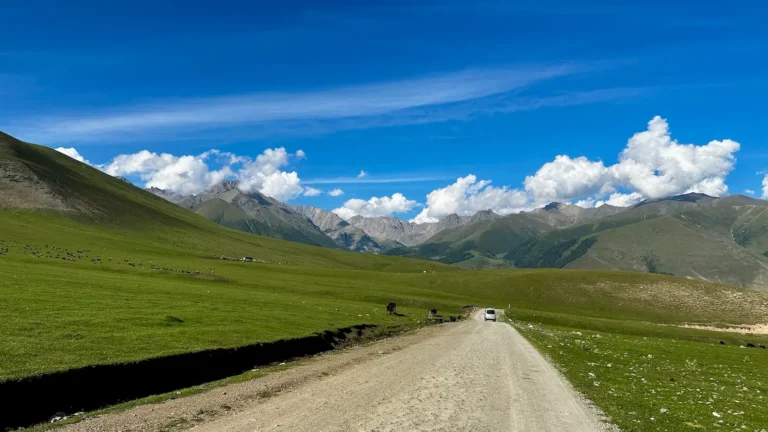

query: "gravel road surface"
xmin=59 ymin=312 xmax=613 ymax=432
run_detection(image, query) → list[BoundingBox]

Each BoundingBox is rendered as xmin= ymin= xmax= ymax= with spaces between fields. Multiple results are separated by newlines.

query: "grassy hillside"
xmin=392 ymin=191 xmax=768 ymax=288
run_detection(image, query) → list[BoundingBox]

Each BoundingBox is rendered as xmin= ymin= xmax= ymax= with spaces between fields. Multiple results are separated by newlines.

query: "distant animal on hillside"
xmin=386 ymin=302 xmax=397 ymax=315
xmin=428 ymin=308 xmax=437 ymax=318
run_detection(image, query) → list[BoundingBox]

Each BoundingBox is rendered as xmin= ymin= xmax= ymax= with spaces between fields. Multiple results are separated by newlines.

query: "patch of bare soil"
xmin=676 ymin=323 xmax=768 ymax=335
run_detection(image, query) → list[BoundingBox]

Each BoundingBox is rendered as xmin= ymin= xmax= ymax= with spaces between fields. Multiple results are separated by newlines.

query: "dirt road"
xmin=194 ymin=312 xmax=609 ymax=432
xmin=61 ymin=312 xmax=612 ymax=432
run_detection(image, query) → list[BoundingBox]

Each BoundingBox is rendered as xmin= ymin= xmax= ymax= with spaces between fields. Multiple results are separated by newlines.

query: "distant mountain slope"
xmin=387 ymin=212 xmax=553 ymax=267
xmin=291 ymin=205 xmax=390 ymax=252
xmin=387 ymin=202 xmax=623 ymax=268
xmin=390 ymin=192 xmax=768 ymax=289
xmin=567 ymin=194 xmax=768 ymax=287
xmin=151 ymin=182 xmax=340 ymax=249
xmin=347 ymin=210 xmax=499 ymax=247
xmin=0 ymin=131 xmax=450 ymax=273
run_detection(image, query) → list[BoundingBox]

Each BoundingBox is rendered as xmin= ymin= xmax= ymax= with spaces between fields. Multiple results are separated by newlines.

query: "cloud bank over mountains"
xmin=55 ymin=116 xmax=746 ymax=221
xmin=336 ymin=116 xmax=742 ymax=221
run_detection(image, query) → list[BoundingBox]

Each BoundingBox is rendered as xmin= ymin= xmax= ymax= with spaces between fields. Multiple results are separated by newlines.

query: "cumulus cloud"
xmin=744 ymin=189 xmax=755 ymax=196
xmin=236 ymin=147 xmax=304 ymax=200
xmin=402 ymin=116 xmax=741 ymax=222
xmin=763 ymin=175 xmax=768 ymax=199
xmin=611 ymin=116 xmax=739 ymax=199
xmin=333 ymin=193 xmax=417 ymax=220
xmin=357 ymin=170 xmax=367 ymax=179
xmin=521 ymin=116 xmax=739 ymax=209
xmin=595 ymin=192 xmax=645 ymax=208
xmin=55 ymin=147 xmax=91 ymax=165
xmin=99 ymin=146 xmax=306 ymax=200
xmin=524 ymin=155 xmax=612 ymax=204
xmin=328 ymin=188 xmax=344 ymax=197
xmin=302 ymin=187 xmax=322 ymax=197
xmin=295 ymin=149 xmax=306 ymax=160
xmin=412 ymin=175 xmax=529 ymax=223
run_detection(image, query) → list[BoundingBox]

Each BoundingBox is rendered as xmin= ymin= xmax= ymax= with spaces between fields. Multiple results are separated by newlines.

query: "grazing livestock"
xmin=428 ymin=308 xmax=438 ymax=318
xmin=386 ymin=302 xmax=397 ymax=315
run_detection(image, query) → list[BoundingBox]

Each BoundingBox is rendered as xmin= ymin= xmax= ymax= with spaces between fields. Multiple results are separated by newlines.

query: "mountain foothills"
xmin=145 ymin=165 xmax=768 ymax=290
xmin=3 ymin=130 xmax=768 ymax=290
xmin=390 ymin=194 xmax=768 ymax=289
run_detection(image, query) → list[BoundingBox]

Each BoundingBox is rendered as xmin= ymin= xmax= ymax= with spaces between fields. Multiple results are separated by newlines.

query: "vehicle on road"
xmin=484 ymin=308 xmax=496 ymax=322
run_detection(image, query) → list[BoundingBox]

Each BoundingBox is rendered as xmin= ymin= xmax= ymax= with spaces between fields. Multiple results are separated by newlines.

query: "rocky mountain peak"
xmin=470 ymin=209 xmax=500 ymax=223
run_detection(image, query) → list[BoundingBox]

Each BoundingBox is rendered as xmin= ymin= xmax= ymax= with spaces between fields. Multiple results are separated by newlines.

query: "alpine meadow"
xmin=3 ymin=3 xmax=768 ymax=431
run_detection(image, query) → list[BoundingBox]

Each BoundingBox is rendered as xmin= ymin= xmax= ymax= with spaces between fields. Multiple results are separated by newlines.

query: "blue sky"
xmin=2 ymin=0 xmax=767 ymax=221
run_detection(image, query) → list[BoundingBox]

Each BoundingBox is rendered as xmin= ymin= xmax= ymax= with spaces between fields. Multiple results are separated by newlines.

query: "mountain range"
xmin=389 ymin=193 xmax=768 ymax=289
xmin=3 ymin=130 xmax=768 ymax=290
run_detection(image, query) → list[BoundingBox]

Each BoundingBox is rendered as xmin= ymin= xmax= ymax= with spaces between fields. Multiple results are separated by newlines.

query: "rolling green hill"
xmin=390 ymin=192 xmax=768 ymax=288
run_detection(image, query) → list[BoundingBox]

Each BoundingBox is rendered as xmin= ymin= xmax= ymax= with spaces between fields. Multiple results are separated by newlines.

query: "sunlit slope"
xmin=0 ymin=131 xmax=449 ymax=272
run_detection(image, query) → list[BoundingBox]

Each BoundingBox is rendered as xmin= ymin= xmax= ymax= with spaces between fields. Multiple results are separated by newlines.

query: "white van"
xmin=484 ymin=308 xmax=496 ymax=322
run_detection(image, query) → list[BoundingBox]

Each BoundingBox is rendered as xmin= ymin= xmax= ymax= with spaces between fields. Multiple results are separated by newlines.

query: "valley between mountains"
xmin=148 ymin=177 xmax=768 ymax=291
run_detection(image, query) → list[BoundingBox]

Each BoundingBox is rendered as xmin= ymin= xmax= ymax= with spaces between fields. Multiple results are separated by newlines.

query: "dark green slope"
xmin=387 ymin=214 xmax=552 ymax=267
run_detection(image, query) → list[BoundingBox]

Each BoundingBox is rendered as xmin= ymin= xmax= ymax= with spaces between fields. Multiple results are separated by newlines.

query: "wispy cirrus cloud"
xmin=3 ymin=63 xmax=634 ymax=144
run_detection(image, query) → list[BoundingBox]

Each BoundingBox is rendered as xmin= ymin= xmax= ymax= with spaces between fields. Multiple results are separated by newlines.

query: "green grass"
xmin=4 ymin=211 xmax=768 ymax=382
xmin=0 ymin=211 xmax=466 ymax=380
xmin=507 ymin=310 xmax=768 ymax=431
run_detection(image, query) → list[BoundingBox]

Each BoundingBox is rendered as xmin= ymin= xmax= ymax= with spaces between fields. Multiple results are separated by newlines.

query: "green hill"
xmin=390 ymin=192 xmax=768 ymax=288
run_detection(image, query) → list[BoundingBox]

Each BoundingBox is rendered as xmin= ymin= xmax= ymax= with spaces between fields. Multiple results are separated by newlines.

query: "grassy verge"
xmin=507 ymin=310 xmax=768 ymax=432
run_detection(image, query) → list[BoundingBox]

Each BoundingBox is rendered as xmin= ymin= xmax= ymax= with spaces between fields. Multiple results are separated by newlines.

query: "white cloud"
xmin=236 ymin=147 xmax=304 ymax=201
xmin=14 ymin=65 xmax=590 ymax=144
xmin=412 ymin=175 xmax=529 ymax=223
xmin=763 ymin=175 xmax=768 ymax=199
xmin=522 ymin=116 xmax=739 ymax=209
xmin=55 ymin=147 xmax=91 ymax=165
xmin=295 ymin=149 xmax=306 ymax=160
xmin=328 ymin=188 xmax=344 ymax=197
xmin=744 ymin=189 xmax=755 ymax=196
xmin=333 ymin=193 xmax=417 ymax=220
xmin=524 ymin=155 xmax=612 ymax=204
xmin=357 ymin=170 xmax=367 ymax=179
xmin=408 ymin=116 xmax=740 ymax=222
xmin=595 ymin=192 xmax=645 ymax=208
xmin=99 ymin=146 xmax=305 ymax=200
xmin=303 ymin=187 xmax=322 ymax=197
xmin=100 ymin=150 xmax=233 ymax=196
xmin=611 ymin=116 xmax=739 ymax=199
